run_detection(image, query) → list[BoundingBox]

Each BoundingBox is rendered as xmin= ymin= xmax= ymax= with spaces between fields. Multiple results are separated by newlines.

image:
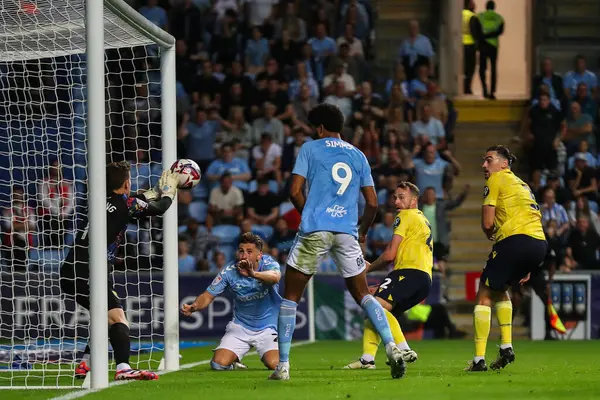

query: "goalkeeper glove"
xmin=157 ymin=170 xmax=179 ymax=201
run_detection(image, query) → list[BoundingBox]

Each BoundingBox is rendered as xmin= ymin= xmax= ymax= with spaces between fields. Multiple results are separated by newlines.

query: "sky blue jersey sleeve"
xmin=260 ymin=255 xmax=281 ymax=273
xmin=292 ymin=144 xmax=309 ymax=178
xmin=206 ymin=263 xmax=233 ymax=296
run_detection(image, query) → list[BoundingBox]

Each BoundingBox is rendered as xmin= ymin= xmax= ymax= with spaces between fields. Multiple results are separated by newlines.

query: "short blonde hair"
xmin=397 ymin=181 xmax=420 ymax=197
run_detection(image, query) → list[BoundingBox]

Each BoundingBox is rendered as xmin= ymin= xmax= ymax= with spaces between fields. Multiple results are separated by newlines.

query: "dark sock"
xmin=109 ymin=323 xmax=131 ymax=366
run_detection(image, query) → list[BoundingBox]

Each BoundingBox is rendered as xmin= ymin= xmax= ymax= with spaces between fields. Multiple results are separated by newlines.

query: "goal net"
xmin=0 ymin=0 xmax=178 ymax=389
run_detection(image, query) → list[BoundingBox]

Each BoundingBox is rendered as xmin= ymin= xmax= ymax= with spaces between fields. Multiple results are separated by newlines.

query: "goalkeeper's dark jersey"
xmin=63 ymin=192 xmax=170 ymax=268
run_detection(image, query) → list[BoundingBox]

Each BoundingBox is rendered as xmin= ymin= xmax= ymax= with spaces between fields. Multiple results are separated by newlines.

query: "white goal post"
xmin=0 ymin=0 xmax=178 ymax=390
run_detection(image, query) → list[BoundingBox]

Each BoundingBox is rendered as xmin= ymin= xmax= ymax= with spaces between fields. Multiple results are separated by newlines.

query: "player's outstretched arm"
xmin=181 ymin=291 xmax=215 ymax=316
xmin=368 ymin=234 xmax=403 ymax=272
xmin=136 ymin=170 xmax=179 ymax=217
xmin=358 ymin=186 xmax=378 ymax=242
xmin=237 ymin=260 xmax=281 ymax=284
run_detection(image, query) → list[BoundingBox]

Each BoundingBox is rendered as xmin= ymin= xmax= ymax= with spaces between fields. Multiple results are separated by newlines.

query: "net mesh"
xmin=0 ymin=0 xmax=167 ymax=388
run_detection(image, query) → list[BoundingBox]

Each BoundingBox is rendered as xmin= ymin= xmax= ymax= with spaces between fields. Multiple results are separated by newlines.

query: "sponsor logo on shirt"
xmin=326 ymin=205 xmax=347 ymax=218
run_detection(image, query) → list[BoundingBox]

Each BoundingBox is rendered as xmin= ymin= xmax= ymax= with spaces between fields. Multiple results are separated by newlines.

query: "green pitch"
xmin=3 ymin=340 xmax=600 ymax=400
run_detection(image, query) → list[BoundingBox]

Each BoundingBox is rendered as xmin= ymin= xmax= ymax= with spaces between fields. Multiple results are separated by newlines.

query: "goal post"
xmin=0 ymin=0 xmax=178 ymax=390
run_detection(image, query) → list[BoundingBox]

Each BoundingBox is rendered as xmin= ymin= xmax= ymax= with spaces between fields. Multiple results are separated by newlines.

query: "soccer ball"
xmin=170 ymin=159 xmax=202 ymax=189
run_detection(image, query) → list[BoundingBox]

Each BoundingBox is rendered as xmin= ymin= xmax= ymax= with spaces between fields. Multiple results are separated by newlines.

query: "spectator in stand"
xmin=245 ymin=26 xmax=271 ymax=74
xmin=567 ymin=140 xmax=596 ymax=171
xmin=540 ymin=187 xmax=570 ymax=237
xmin=244 ymin=0 xmax=278 ymax=27
xmin=572 ymin=82 xmax=597 ymax=120
xmin=398 ymin=20 xmax=434 ymax=81
xmin=384 ymin=108 xmax=410 ymax=138
xmin=178 ymin=189 xmax=193 ymax=223
xmin=530 ymin=84 xmax=561 ymax=110
xmin=182 ymin=108 xmax=220 ymax=172
xmin=416 ymin=81 xmax=449 ymax=126
xmin=376 ymin=176 xmax=398 ymax=206
xmin=1 ymin=185 xmax=35 ymax=270
xmin=531 ymin=57 xmax=564 ymax=106
xmin=259 ymin=78 xmax=293 ymax=122
xmin=545 ymin=174 xmax=571 ymax=207
xmin=524 ymin=92 xmax=564 ymax=176
xmin=329 ymin=43 xmax=361 ymax=84
xmin=213 ymin=0 xmax=241 ymax=18
xmin=323 ymin=81 xmax=352 ymax=120
xmin=308 ymin=22 xmax=337 ymax=83
xmin=386 ymin=83 xmax=408 ymax=121
xmin=369 ymin=211 xmax=395 ymax=258
xmin=291 ymin=84 xmax=318 ymax=134
xmin=385 ymin=63 xmax=409 ymax=101
xmin=352 ymin=81 xmax=384 ymax=123
xmin=568 ymin=195 xmax=600 ymax=234
xmin=37 ymin=159 xmax=74 ymax=248
xmin=169 ymin=0 xmax=204 ymax=49
xmin=175 ymin=40 xmax=197 ymax=95
xmin=289 ymin=61 xmax=319 ymax=101
xmin=352 ymin=116 xmax=381 ymax=166
xmin=178 ymin=236 xmax=197 ymax=273
xmin=272 ymin=29 xmax=301 ymax=70
xmin=184 ymin=217 xmax=219 ymax=263
xmin=253 ymin=133 xmax=282 ymax=183
xmin=567 ymin=153 xmax=597 ymax=204
xmin=282 ymin=127 xmax=309 ymax=179
xmin=221 ymin=82 xmax=249 ymax=121
xmin=411 ymin=103 xmax=446 ymax=149
xmin=207 ymin=172 xmax=245 ymax=230
xmin=375 ymin=148 xmax=414 ymax=183
xmin=274 ymin=2 xmax=307 ymax=42
xmin=269 ymin=217 xmax=297 ymax=264
xmin=308 ymin=0 xmax=337 ymax=37
xmin=565 ymin=101 xmax=595 ymax=155
xmin=565 ymin=216 xmax=600 ymax=270
xmin=246 ymin=178 xmax=280 ymax=226
xmin=223 ymin=60 xmax=254 ymax=97
xmin=339 ymin=0 xmax=370 ymax=41
xmin=409 ymin=64 xmax=431 ymax=105
xmin=413 ymin=144 xmax=461 ymax=199
xmin=206 ymin=142 xmax=252 ymax=191
xmin=219 ymin=106 xmax=253 ymax=160
xmin=337 ymin=23 xmax=364 ymax=59
xmin=256 ymin=58 xmax=286 ymax=90
xmin=138 ymin=0 xmax=168 ymax=30
xmin=209 ymin=250 xmax=228 ymax=272
xmin=213 ymin=8 xmax=242 ymax=65
xmin=323 ymin=58 xmax=356 ymax=97
xmin=563 ymin=55 xmax=597 ymax=100
xmin=252 ymin=101 xmax=285 ymax=145
xmin=193 ymin=61 xmax=222 ymax=103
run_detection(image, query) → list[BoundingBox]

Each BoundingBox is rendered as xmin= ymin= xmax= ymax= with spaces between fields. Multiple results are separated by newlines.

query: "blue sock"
xmin=361 ymin=295 xmax=394 ymax=345
xmin=278 ymin=299 xmax=298 ymax=363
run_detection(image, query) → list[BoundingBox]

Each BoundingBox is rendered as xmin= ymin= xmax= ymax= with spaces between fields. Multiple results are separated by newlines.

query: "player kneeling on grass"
xmin=345 ymin=182 xmax=433 ymax=370
xmin=61 ymin=161 xmax=179 ymax=381
xmin=182 ymin=233 xmax=281 ymax=371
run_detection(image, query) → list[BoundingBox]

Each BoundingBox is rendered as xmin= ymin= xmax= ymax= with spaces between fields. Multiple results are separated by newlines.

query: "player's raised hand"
xmin=158 ymin=170 xmax=179 ymax=200
xmin=181 ymin=303 xmax=196 ymax=316
xmin=237 ymin=259 xmax=251 ymax=277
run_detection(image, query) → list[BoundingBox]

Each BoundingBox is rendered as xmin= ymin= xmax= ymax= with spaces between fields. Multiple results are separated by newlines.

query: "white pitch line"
xmin=50 ymin=340 xmax=314 ymax=400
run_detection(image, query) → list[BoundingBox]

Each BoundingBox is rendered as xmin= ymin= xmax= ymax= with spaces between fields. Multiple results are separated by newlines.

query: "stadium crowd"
xmin=524 ymin=54 xmax=600 ymax=273
xmin=0 ymin=1 xmax=468 ymax=281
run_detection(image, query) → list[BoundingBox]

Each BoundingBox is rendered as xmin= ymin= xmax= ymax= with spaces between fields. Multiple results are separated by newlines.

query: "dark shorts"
xmin=481 ymin=234 xmax=548 ymax=291
xmin=60 ymin=261 xmax=122 ymax=311
xmin=374 ymin=268 xmax=432 ymax=319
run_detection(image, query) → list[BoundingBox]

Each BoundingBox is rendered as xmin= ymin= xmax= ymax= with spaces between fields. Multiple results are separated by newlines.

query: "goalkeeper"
xmin=60 ymin=161 xmax=178 ymax=381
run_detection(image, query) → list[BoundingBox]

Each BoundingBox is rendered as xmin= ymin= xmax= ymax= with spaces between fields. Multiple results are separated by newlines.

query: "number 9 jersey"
xmin=483 ymin=169 xmax=545 ymax=243
xmin=292 ymin=138 xmax=374 ymax=238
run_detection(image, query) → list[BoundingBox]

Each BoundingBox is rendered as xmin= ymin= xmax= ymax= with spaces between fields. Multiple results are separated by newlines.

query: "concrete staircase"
xmin=445 ymin=100 xmax=529 ymax=337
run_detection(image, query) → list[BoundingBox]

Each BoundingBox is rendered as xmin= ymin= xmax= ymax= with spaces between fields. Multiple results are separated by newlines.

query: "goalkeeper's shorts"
xmin=60 ymin=261 xmax=122 ymax=311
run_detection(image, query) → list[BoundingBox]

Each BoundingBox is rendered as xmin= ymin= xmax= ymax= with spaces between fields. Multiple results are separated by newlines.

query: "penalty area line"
xmin=50 ymin=340 xmax=315 ymax=400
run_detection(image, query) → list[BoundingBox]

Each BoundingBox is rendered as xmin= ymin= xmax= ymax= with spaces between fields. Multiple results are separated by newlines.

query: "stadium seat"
xmin=178 ymin=225 xmax=207 ymax=235
xmin=252 ymin=224 xmax=274 ymax=242
xmin=188 ymin=201 xmax=208 ymax=223
xmin=211 ymin=225 xmax=241 ymax=245
xmin=29 ymin=248 xmax=67 ymax=271
xmin=248 ymin=179 xmax=279 ymax=193
xmin=219 ymin=244 xmax=237 ymax=263
xmin=192 ymin=182 xmax=209 ymax=200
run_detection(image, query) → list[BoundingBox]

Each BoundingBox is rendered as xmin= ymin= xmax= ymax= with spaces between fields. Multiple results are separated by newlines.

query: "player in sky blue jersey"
xmin=182 ymin=233 xmax=282 ymax=370
xmin=269 ymin=104 xmax=406 ymax=381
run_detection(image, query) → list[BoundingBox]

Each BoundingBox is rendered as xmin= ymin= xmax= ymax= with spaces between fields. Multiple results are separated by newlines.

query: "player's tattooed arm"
xmin=289 ymin=174 xmax=307 ymax=213
xmin=367 ymin=234 xmax=403 ymax=272
xmin=181 ymin=291 xmax=215 ymax=316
